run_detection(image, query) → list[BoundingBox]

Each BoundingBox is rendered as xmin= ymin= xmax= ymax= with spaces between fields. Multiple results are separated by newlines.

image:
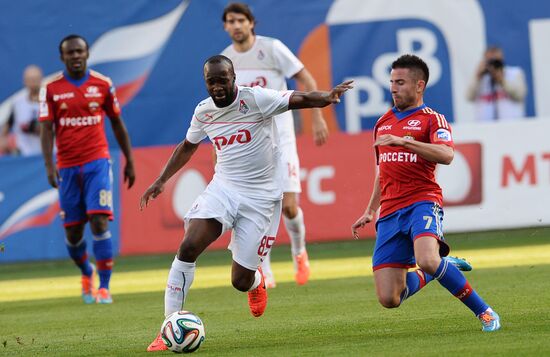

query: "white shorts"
xmin=275 ymin=111 xmax=301 ymax=194
xmin=279 ymin=140 xmax=301 ymax=193
xmin=184 ymin=180 xmax=282 ymax=271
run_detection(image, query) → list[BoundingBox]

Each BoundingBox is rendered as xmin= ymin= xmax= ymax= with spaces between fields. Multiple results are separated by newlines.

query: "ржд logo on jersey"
xmin=213 ymin=129 xmax=251 ymax=150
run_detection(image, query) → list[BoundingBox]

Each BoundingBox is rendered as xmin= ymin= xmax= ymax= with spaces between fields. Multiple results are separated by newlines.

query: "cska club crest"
xmin=239 ymin=99 xmax=249 ymax=114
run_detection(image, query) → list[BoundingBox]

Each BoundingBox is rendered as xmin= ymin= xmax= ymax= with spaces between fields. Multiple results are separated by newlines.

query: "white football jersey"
xmin=222 ymin=36 xmax=304 ymax=145
xmin=11 ymin=90 xmax=41 ymax=156
xmin=186 ymin=86 xmax=293 ymax=200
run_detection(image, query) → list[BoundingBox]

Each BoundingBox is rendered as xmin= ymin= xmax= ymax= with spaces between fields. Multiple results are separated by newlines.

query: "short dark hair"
xmin=204 ymin=55 xmax=234 ymax=70
xmin=222 ymin=2 xmax=256 ymax=32
xmin=59 ymin=34 xmax=89 ymax=55
xmin=391 ymin=54 xmax=430 ymax=85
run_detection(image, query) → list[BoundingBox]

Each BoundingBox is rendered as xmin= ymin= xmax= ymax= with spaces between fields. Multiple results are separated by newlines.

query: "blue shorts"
xmin=58 ymin=158 xmax=113 ymax=227
xmin=372 ymin=201 xmax=450 ymax=271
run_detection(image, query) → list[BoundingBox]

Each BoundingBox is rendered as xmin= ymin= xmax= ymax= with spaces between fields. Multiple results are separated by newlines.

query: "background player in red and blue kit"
xmin=352 ymin=54 xmax=500 ymax=332
xmin=39 ymin=34 xmax=135 ymax=304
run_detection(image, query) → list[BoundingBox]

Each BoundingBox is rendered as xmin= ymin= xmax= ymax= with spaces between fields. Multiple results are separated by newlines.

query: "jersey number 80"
xmin=99 ymin=190 xmax=113 ymax=207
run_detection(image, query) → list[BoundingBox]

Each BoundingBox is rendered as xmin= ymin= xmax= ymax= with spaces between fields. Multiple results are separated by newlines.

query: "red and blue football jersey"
xmin=39 ymin=70 xmax=121 ymax=168
xmin=374 ymin=104 xmax=454 ymax=218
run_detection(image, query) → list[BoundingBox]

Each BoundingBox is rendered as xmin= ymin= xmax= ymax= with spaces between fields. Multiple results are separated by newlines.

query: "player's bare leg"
xmin=414 ymin=236 xmax=443 ymax=275
xmin=65 ymin=223 xmax=96 ymax=304
xmin=373 ymin=268 xmax=407 ymax=308
xmin=282 ymin=192 xmax=310 ymax=285
xmin=148 ymin=218 xmax=222 ymax=352
xmin=90 ymin=214 xmax=113 ymax=303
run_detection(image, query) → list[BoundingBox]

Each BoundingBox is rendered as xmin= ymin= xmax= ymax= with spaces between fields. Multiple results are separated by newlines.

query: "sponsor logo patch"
xmin=59 ymin=115 xmax=102 ymax=127
xmin=403 ymin=125 xmax=422 ymax=131
xmin=377 ymin=125 xmax=392 ymax=131
xmin=213 ymin=129 xmax=252 ymax=150
xmin=436 ymin=128 xmax=452 ymax=141
xmin=53 ymin=92 xmax=75 ymax=101
xmin=85 ymin=86 xmax=102 ymax=98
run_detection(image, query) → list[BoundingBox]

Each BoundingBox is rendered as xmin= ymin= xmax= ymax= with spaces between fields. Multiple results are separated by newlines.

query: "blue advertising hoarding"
xmin=1 ymin=0 xmax=550 ymax=262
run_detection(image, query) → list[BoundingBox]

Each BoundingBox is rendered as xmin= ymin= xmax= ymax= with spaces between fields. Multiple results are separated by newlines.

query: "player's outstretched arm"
xmin=288 ymin=80 xmax=354 ymax=110
xmin=110 ymin=116 xmax=136 ymax=188
xmin=39 ymin=121 xmax=58 ymax=188
xmin=140 ymin=139 xmax=199 ymax=210
xmin=351 ymin=171 xmax=381 ymax=239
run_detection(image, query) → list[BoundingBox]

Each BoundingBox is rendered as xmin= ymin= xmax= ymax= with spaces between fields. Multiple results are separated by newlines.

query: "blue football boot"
xmin=444 ymin=256 xmax=472 ymax=271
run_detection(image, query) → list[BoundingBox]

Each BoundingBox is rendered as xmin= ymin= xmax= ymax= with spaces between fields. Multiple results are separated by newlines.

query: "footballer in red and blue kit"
xmin=40 ymin=35 xmax=135 ymax=305
xmin=372 ymin=104 xmax=453 ymax=271
xmin=39 ymin=70 xmax=120 ymax=226
xmin=353 ymin=54 xmax=499 ymax=332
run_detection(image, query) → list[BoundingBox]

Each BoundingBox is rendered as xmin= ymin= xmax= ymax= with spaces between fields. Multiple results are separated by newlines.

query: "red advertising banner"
xmin=120 ymin=132 xmax=378 ymax=255
xmin=120 ymin=131 xmax=483 ymax=255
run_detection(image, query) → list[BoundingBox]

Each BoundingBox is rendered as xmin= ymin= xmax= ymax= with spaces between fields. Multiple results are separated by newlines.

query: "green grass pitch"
xmin=1 ymin=227 xmax=550 ymax=356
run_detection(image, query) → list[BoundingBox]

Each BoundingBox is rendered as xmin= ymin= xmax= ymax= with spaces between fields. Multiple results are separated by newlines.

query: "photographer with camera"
xmin=1 ymin=65 xmax=43 ymax=156
xmin=467 ymin=46 xmax=527 ymax=122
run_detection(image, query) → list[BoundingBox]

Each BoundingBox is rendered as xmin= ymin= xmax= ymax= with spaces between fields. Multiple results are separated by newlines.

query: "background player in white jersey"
xmin=141 ymin=55 xmax=352 ymax=351
xmin=1 ymin=65 xmax=43 ymax=156
xmin=221 ymin=2 xmax=329 ymax=287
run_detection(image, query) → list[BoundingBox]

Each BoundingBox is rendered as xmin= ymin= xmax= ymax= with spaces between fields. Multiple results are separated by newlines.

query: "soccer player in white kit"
xmin=221 ymin=2 xmax=329 ymax=287
xmin=141 ymin=55 xmax=352 ymax=351
xmin=1 ymin=65 xmax=43 ymax=156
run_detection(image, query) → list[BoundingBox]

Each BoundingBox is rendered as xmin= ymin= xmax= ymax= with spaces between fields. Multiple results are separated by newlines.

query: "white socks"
xmin=248 ymin=270 xmax=262 ymax=291
xmin=260 ymin=251 xmax=273 ymax=279
xmin=164 ymin=257 xmax=196 ymax=317
xmin=284 ymin=207 xmax=306 ymax=256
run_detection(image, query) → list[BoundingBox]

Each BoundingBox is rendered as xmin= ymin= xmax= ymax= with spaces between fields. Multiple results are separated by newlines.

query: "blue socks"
xmin=93 ymin=231 xmax=113 ymax=290
xmin=401 ymin=269 xmax=434 ymax=302
xmin=400 ymin=260 xmax=489 ymax=316
xmin=66 ymin=238 xmax=93 ymax=277
xmin=434 ymin=259 xmax=489 ymax=316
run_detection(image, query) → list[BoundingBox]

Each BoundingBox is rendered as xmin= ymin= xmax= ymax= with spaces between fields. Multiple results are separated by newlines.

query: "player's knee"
xmin=416 ymin=256 xmax=440 ymax=276
xmin=89 ymin=215 xmax=109 ymax=234
xmin=377 ymin=295 xmax=401 ymax=309
xmin=378 ymin=295 xmax=401 ymax=309
xmin=65 ymin=226 xmax=84 ymax=244
xmin=177 ymin=243 xmax=201 ymax=262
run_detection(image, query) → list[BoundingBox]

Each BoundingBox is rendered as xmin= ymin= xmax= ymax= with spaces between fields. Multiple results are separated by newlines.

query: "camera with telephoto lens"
xmin=487 ymin=58 xmax=504 ymax=70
